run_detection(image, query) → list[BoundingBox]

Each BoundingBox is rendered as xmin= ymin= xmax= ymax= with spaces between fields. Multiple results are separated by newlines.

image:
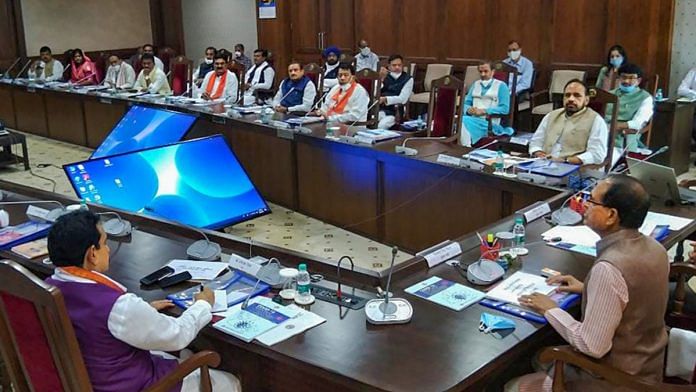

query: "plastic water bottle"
xmin=296 ymin=263 xmax=312 ymax=302
xmin=512 ymin=217 xmax=526 ymax=254
xmin=494 ymin=149 xmax=505 ymax=175
xmin=417 ymin=115 xmax=425 ymax=130
xmin=655 ymin=88 xmax=663 ymax=102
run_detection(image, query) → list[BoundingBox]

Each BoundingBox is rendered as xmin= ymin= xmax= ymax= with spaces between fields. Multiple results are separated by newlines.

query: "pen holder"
xmin=480 ymin=242 xmax=501 ymax=261
xmin=569 ymin=196 xmax=586 ymax=215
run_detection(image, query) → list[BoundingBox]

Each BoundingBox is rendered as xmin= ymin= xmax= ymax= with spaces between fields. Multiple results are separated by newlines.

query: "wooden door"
xmin=324 ymin=0 xmax=355 ymax=55
xmin=290 ymin=0 xmax=323 ymax=61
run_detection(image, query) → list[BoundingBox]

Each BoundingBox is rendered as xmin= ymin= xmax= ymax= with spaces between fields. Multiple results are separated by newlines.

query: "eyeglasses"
xmin=585 ymin=198 xmax=607 ymax=208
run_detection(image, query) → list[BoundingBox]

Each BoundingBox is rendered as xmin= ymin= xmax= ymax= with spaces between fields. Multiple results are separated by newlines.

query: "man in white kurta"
xmin=198 ymin=54 xmax=238 ymax=102
xmin=377 ymin=54 xmax=413 ymax=129
xmin=242 ymin=49 xmax=275 ymax=105
xmin=316 ymin=63 xmax=369 ymax=123
xmin=28 ymin=46 xmax=64 ymax=82
xmin=104 ymin=55 xmax=136 ymax=89
xmin=272 ymin=61 xmax=317 ymax=113
xmin=134 ymin=54 xmax=172 ymax=95
xmin=460 ymin=61 xmax=512 ymax=146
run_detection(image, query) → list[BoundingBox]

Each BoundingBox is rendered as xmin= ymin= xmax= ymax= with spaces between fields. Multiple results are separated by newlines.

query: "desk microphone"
xmin=2 ymin=57 xmax=22 ymax=79
xmin=70 ymin=72 xmax=96 ymax=87
xmin=346 ymin=97 xmax=381 ymax=130
xmin=241 ymin=276 xmax=263 ymax=310
xmin=365 ymin=246 xmax=413 ymax=325
xmin=61 ymin=64 xmax=71 ymax=82
xmin=142 ymin=205 xmax=222 ymax=260
xmin=0 ymin=200 xmax=67 ymax=223
xmin=274 ymin=86 xmax=296 ymax=108
xmin=466 ymin=240 xmax=547 ymax=285
xmin=292 ymin=89 xmax=331 ymax=133
xmin=615 ymin=145 xmax=669 ymax=174
xmin=461 ymin=139 xmax=499 ymax=170
xmin=395 ymin=136 xmax=446 ymax=156
xmin=11 ymin=60 xmax=31 ymax=83
xmin=97 ymin=211 xmax=132 ymax=238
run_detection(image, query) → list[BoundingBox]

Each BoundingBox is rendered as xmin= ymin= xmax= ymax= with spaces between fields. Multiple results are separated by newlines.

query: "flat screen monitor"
xmin=65 ymin=135 xmax=270 ymax=229
xmin=91 ymin=105 xmax=197 ymax=159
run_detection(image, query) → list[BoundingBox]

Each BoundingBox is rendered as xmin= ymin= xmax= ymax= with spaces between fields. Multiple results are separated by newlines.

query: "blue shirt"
xmin=502 ymin=55 xmax=534 ymax=93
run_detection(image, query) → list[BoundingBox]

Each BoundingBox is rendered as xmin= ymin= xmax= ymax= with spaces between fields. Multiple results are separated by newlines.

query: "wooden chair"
xmin=488 ymin=62 xmax=518 ymax=133
xmin=587 ymin=87 xmax=619 ymax=172
xmin=530 ymin=70 xmax=587 ymax=128
xmin=0 ymin=259 xmax=221 ymax=392
xmin=463 ymin=65 xmax=480 ymax=91
xmin=169 ymin=55 xmax=192 ymax=96
xmin=426 ymin=75 xmax=464 ymax=138
xmin=228 ymin=61 xmax=246 ymax=102
xmin=411 ymin=63 xmax=454 ymax=105
xmin=668 ymin=262 xmax=696 ymax=331
xmin=157 ymin=47 xmax=177 ymax=76
xmin=354 ymin=68 xmax=382 ymax=128
xmin=303 ymin=62 xmax=321 ymax=101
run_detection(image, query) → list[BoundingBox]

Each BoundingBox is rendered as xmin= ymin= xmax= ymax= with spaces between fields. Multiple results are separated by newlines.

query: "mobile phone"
xmin=140 ymin=266 xmax=175 ymax=286
xmin=158 ymin=271 xmax=193 ymax=288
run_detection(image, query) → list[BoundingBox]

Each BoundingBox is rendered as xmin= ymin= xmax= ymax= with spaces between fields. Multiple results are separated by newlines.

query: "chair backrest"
xmin=424 ymin=63 xmax=453 ymax=92
xmin=169 ymin=55 xmax=192 ymax=96
xmin=667 ymin=262 xmax=696 ymax=331
xmin=355 ymin=68 xmax=382 ymax=127
xmin=587 ymin=87 xmax=619 ymax=172
xmin=303 ymin=62 xmax=321 ymax=94
xmin=549 ymin=69 xmax=587 ymax=96
xmin=158 ymin=47 xmax=176 ymax=75
xmin=0 ymin=259 xmax=93 ymax=391
xmin=643 ymin=74 xmax=659 ymax=147
xmin=464 ymin=65 xmax=480 ymax=92
xmin=228 ymin=61 xmax=246 ymax=99
xmin=492 ymin=62 xmax=518 ymax=127
xmin=427 ymin=75 xmax=465 ymax=137
xmin=404 ymin=61 xmax=416 ymax=79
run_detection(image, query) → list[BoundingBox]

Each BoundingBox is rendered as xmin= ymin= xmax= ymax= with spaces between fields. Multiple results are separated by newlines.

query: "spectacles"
xmin=585 ymin=198 xmax=607 ymax=208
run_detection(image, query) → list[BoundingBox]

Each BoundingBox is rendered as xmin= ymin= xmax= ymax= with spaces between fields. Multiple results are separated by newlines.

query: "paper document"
xmin=640 ymin=212 xmax=692 ymax=232
xmin=166 ymin=259 xmax=228 ymax=280
xmin=256 ymin=305 xmax=326 ymax=346
xmin=486 ymin=271 xmax=557 ymax=306
xmin=212 ymin=297 xmax=301 ymax=342
xmin=405 ymin=276 xmax=485 ymax=311
xmin=541 ymin=225 xmax=600 ymax=248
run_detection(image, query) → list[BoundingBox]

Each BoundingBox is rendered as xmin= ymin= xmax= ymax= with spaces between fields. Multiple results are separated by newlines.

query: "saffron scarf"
xmin=61 ymin=266 xmax=124 ymax=294
xmin=205 ymin=71 xmax=228 ymax=99
xmin=328 ymin=81 xmax=358 ymax=116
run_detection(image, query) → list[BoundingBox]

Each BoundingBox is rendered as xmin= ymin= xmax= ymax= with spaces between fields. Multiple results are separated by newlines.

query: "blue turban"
xmin=323 ymin=46 xmax=341 ymax=58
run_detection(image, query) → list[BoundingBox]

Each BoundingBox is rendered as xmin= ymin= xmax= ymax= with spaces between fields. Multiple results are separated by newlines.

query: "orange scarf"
xmin=205 ymin=71 xmax=228 ymax=99
xmin=328 ymin=81 xmax=358 ymax=116
xmin=62 ymin=267 xmax=124 ymax=294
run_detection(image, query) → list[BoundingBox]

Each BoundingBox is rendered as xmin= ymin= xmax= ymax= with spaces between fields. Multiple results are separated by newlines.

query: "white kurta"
xmin=320 ymin=82 xmax=370 ymax=123
xmin=27 ymin=60 xmax=64 ymax=82
xmin=529 ymin=110 xmax=609 ymax=165
xmin=377 ymin=74 xmax=414 ymax=129
xmin=199 ymin=70 xmax=239 ymax=102
xmin=104 ymin=62 xmax=136 ymax=89
xmin=242 ymin=61 xmax=275 ymax=105
xmin=272 ymin=79 xmax=317 ymax=112
xmin=134 ymin=68 xmax=172 ymax=95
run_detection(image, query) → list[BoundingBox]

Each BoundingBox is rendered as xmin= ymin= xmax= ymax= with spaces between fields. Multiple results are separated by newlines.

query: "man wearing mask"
xmin=606 ymin=63 xmax=653 ymax=148
xmin=377 ymin=54 xmax=413 ymax=129
xmin=233 ymin=43 xmax=252 ymax=71
xmin=192 ymin=47 xmax=216 ymax=87
xmin=104 ymin=54 xmax=136 ymax=89
xmin=272 ymin=61 xmax=317 ymax=113
xmin=460 ymin=60 xmax=513 ymax=146
xmin=134 ymin=54 xmax=171 ymax=95
xmin=315 ymin=62 xmax=369 ymax=123
xmin=322 ymin=46 xmax=341 ymax=92
xmin=242 ymin=48 xmax=275 ymax=105
xmin=199 ymin=53 xmax=238 ymax=102
xmin=141 ymin=44 xmax=164 ymax=72
xmin=356 ymin=39 xmax=379 ymax=72
xmin=529 ymin=79 xmax=608 ymax=165
xmin=28 ymin=46 xmax=64 ymax=82
xmin=502 ymin=40 xmax=535 ymax=94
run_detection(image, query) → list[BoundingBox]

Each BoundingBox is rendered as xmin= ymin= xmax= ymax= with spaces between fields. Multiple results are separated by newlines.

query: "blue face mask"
xmin=619 ymin=84 xmax=637 ymax=94
xmin=610 ymin=56 xmax=623 ymax=68
xmin=479 ymin=312 xmax=516 ymax=334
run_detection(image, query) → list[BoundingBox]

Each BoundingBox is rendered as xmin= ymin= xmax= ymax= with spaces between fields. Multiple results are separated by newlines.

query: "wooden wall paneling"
xmin=0 ymin=84 xmax=16 ymax=128
xmin=399 ymin=0 xmax=439 ymax=63
xmin=655 ymin=0 xmax=675 ymax=91
xmin=488 ymin=0 xmax=545 ymax=63
xmin=12 ymin=89 xmax=47 ymax=136
xmin=354 ymin=0 xmax=399 ymax=60
xmin=325 ymin=0 xmax=355 ymax=54
xmin=44 ymin=92 xmax=86 ymax=146
xmin=443 ymin=0 xmax=487 ymax=66
xmin=257 ymin=0 xmax=292 ymax=81
xmin=290 ymin=0 xmax=322 ymax=58
xmin=0 ymin=0 xmax=25 ymax=69
xmin=149 ymin=0 xmax=185 ymax=53
xmin=550 ymin=0 xmax=608 ymax=66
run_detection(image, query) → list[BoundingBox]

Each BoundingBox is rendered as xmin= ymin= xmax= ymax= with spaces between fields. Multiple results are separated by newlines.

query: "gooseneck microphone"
xmin=365 ymin=246 xmax=413 ymax=324
xmin=461 ymin=139 xmax=499 ymax=170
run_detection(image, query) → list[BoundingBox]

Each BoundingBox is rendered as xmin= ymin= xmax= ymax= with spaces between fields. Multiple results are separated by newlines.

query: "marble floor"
xmin=0 ymin=130 xmax=413 ymax=272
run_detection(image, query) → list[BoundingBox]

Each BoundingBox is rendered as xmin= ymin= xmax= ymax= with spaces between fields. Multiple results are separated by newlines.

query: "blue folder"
xmin=167 ymin=270 xmax=270 ymax=309
xmin=480 ymin=291 xmax=580 ymax=324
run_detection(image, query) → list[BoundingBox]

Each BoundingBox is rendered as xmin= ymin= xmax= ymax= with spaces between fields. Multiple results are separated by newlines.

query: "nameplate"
xmin=520 ymin=201 xmax=551 ymax=224
xmin=509 ymin=136 xmax=529 ymax=146
xmin=417 ymin=240 xmax=462 ymax=268
xmin=228 ymin=254 xmax=262 ymax=277
xmin=354 ymin=135 xmax=375 ymax=145
xmin=436 ymin=154 xmax=462 ymax=167
xmin=26 ymin=86 xmax=36 ymax=93
xmin=277 ymin=128 xmax=295 ymax=140
xmin=26 ymin=205 xmax=49 ymax=221
xmin=99 ymin=97 xmax=112 ymax=104
xmin=211 ymin=116 xmax=226 ymax=125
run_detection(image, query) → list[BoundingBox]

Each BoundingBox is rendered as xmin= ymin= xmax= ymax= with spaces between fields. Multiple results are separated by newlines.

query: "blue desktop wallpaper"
xmin=91 ymin=105 xmax=197 ymax=158
xmin=65 ymin=135 xmax=270 ymax=229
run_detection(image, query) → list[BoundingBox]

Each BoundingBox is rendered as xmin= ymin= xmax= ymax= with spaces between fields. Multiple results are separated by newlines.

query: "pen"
xmin=476 ymin=232 xmax=485 ymax=246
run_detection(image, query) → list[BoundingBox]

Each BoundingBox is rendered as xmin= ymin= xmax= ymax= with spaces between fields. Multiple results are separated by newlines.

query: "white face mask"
xmin=38 ymin=61 xmax=46 ymax=67
xmin=360 ymin=47 xmax=371 ymax=56
xmin=204 ymin=58 xmax=213 ymax=64
xmin=389 ymin=71 xmax=402 ymax=79
xmin=234 ymin=51 xmax=242 ymax=57
xmin=508 ymin=50 xmax=522 ymax=60
xmin=109 ymin=65 xmax=120 ymax=72
xmin=480 ymin=79 xmax=492 ymax=87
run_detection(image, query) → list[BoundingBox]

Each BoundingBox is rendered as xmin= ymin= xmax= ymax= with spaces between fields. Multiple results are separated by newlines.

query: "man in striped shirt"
xmin=508 ymin=175 xmax=669 ymax=391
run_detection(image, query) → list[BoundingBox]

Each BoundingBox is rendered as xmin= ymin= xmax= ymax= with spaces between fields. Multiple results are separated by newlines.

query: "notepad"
xmin=11 ymin=237 xmax=48 ymax=259
xmin=485 ymin=271 xmax=557 ymax=306
xmin=212 ymin=297 xmax=301 ymax=342
xmin=405 ymin=276 xmax=485 ymax=311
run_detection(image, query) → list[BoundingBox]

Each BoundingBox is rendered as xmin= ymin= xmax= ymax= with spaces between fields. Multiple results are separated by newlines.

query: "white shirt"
xmin=50 ymin=268 xmax=212 ymax=352
xmin=320 ymin=82 xmax=370 ymax=123
xmin=356 ymin=52 xmax=380 ymax=72
xmin=272 ymin=79 xmax=317 ymax=112
xmin=678 ymin=68 xmax=696 ymax=98
xmin=529 ymin=109 xmax=609 ymax=165
xmin=243 ymin=61 xmax=275 ymax=94
xmin=135 ymin=68 xmax=172 ymax=95
xmin=624 ymin=95 xmax=654 ymax=131
xmin=27 ymin=59 xmax=64 ymax=82
xmin=323 ymin=62 xmax=340 ymax=91
xmin=382 ymin=74 xmax=414 ymax=106
xmin=199 ymin=70 xmax=238 ymax=102
xmin=104 ymin=62 xmax=136 ymax=89
xmin=153 ymin=56 xmax=164 ymax=72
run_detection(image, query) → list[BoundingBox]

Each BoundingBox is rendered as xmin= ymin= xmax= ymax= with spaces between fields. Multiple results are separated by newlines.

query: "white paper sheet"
xmin=541 ymin=225 xmax=600 ymax=248
xmin=166 ymin=259 xmax=228 ymax=280
xmin=486 ymin=271 xmax=557 ymax=306
xmin=640 ymin=211 xmax=692 ymax=232
xmin=255 ymin=305 xmax=326 ymax=346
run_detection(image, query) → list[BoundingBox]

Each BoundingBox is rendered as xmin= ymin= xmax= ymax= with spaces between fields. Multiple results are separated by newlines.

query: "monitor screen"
xmin=91 ymin=105 xmax=197 ymax=159
xmin=65 ymin=135 xmax=270 ymax=229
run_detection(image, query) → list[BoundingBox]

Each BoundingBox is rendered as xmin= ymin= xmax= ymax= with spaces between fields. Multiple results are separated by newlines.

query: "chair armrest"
xmin=671 ymin=262 xmax=696 ymax=278
xmin=145 ymin=350 xmax=221 ymax=392
xmin=530 ymin=89 xmax=550 ymax=108
xmin=539 ymin=346 xmax=691 ymax=392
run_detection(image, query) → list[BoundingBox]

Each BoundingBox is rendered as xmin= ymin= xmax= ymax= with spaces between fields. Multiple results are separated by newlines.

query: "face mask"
xmin=619 ymin=84 xmax=637 ymax=94
xmin=204 ymin=58 xmax=213 ymax=64
xmin=389 ymin=71 xmax=402 ymax=79
xmin=479 ymin=313 xmax=515 ymax=334
xmin=109 ymin=65 xmax=120 ymax=72
xmin=360 ymin=47 xmax=371 ymax=56
xmin=480 ymin=79 xmax=492 ymax=87
xmin=610 ymin=56 xmax=623 ymax=68
xmin=234 ymin=51 xmax=242 ymax=57
xmin=508 ymin=50 xmax=521 ymax=60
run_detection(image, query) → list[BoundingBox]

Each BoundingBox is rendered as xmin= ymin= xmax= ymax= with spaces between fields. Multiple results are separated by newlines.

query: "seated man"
xmin=134 ymin=54 xmax=172 ymax=95
xmin=104 ymin=55 xmax=136 ymax=89
xmin=242 ymin=48 xmax=275 ymax=105
xmin=272 ymin=60 xmax=317 ymax=113
xmin=502 ymin=40 xmax=534 ymax=94
xmin=529 ymin=79 xmax=608 ymax=165
xmin=606 ymin=63 xmax=654 ymax=148
xmin=233 ymin=43 xmax=252 ymax=71
xmin=198 ymin=53 xmax=238 ymax=102
xmin=677 ymin=66 xmax=696 ymax=144
xmin=460 ymin=60 xmax=513 ymax=146
xmin=356 ymin=39 xmax=379 ymax=72
xmin=45 ymin=210 xmax=240 ymax=391
xmin=142 ymin=44 xmax=164 ymax=72
xmin=377 ymin=54 xmax=413 ymax=129
xmin=315 ymin=62 xmax=369 ymax=123
xmin=321 ymin=46 xmax=341 ymax=92
xmin=510 ymin=175 xmax=669 ymax=391
xmin=28 ymin=46 xmax=64 ymax=82
xmin=192 ymin=46 xmax=216 ymax=87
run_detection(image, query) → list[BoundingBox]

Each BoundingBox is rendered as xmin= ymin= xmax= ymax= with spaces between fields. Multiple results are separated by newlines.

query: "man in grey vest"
xmin=528 ymin=79 xmax=608 ymax=165
xmin=509 ymin=175 xmax=669 ymax=391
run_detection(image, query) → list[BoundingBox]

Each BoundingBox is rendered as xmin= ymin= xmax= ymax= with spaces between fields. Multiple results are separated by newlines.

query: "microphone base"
xmin=467 ymin=261 xmax=505 ymax=286
xmin=365 ymin=298 xmax=413 ymax=325
xmin=550 ymin=207 xmax=583 ymax=226
xmin=395 ymin=146 xmax=418 ymax=156
xmin=103 ymin=218 xmax=132 ymax=238
xmin=460 ymin=160 xmax=485 ymax=171
xmin=187 ymin=240 xmax=222 ymax=261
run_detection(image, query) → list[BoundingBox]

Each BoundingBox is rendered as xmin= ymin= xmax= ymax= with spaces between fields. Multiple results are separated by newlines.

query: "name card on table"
xmin=228 ymin=254 xmax=262 ymax=277
xmin=436 ymin=154 xmax=463 ymax=167
xmin=277 ymin=127 xmax=295 ymax=140
xmin=416 ymin=240 xmax=463 ymax=268
xmin=519 ymin=201 xmax=551 ymax=224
